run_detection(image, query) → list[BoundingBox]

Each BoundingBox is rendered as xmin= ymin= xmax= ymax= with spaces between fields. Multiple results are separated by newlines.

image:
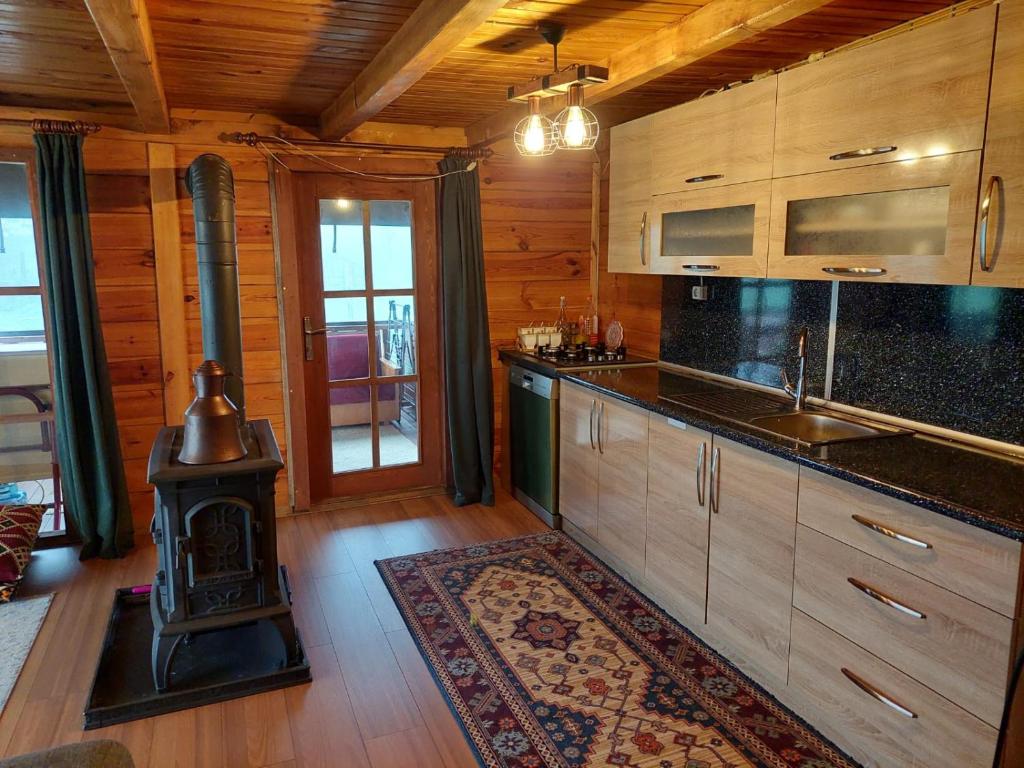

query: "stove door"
xmin=182 ymin=496 xmax=259 ymax=615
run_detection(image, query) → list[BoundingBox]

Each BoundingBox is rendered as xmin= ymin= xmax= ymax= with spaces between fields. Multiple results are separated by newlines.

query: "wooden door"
xmin=767 ymin=151 xmax=982 ymax=284
xmin=295 ymin=173 xmax=445 ymax=502
xmin=650 ymin=76 xmax=776 ymax=196
xmin=645 ymin=415 xmax=711 ymax=629
xmin=558 ymin=381 xmax=599 ymax=538
xmin=596 ymin=395 xmax=648 ymax=579
xmin=649 ymin=180 xmax=771 ymax=278
xmin=607 ymin=116 xmax=652 ymax=274
xmin=973 ymin=0 xmax=1024 ymax=287
xmin=773 ymin=7 xmax=994 ymax=177
xmin=705 ymin=435 xmax=798 ymax=688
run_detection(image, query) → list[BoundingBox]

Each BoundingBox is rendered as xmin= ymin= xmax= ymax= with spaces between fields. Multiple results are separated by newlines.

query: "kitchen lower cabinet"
xmin=558 ymin=381 xmax=599 ymax=539
xmin=595 ymin=396 xmax=649 ymax=577
xmin=558 ymin=381 xmax=648 ymax=577
xmin=644 ymin=415 xmax=711 ymax=629
xmin=973 ymin=0 xmax=1024 ymax=287
xmin=705 ymin=436 xmax=799 ymax=689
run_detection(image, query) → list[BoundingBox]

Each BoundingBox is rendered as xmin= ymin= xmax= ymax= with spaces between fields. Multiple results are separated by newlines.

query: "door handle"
xmin=303 ymin=316 xmax=327 ymax=361
xmin=597 ymin=401 xmax=605 ymax=455
xmin=695 ymin=441 xmax=707 ymax=507
xmin=589 ymin=399 xmax=596 ymax=450
xmin=639 ymin=211 xmax=648 ymax=266
xmin=979 ymin=175 xmax=1002 ymax=272
xmin=709 ymin=447 xmax=720 ymax=513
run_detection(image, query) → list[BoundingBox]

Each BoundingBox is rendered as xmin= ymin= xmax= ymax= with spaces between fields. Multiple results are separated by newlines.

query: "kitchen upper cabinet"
xmin=558 ymin=381 xmax=599 ymax=539
xmin=645 ymin=415 xmax=711 ymax=629
xmin=649 ymin=180 xmax=771 ymax=278
xmin=705 ymin=436 xmax=799 ymax=688
xmin=767 ymin=151 xmax=982 ymax=284
xmin=773 ymin=7 xmax=995 ymax=178
xmin=973 ymin=0 xmax=1024 ymax=287
xmin=596 ymin=397 xmax=649 ymax=578
xmin=607 ymin=116 xmax=652 ymax=274
xmin=650 ymin=77 xmax=776 ymax=195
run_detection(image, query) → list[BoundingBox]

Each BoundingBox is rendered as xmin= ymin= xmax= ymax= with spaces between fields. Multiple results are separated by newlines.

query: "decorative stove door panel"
xmin=182 ymin=496 xmax=260 ymax=616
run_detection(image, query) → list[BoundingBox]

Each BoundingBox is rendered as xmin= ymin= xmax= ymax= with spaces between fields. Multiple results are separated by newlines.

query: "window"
xmin=0 ymin=153 xmax=64 ymax=537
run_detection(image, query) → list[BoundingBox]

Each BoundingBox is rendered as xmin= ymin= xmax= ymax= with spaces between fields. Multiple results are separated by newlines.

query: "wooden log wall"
xmin=478 ymin=141 xmax=595 ymax=470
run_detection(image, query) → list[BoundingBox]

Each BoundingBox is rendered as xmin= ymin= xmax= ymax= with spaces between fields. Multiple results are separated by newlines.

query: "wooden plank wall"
xmin=478 ymin=140 xmax=595 ymax=469
xmin=595 ymin=142 xmax=662 ymax=360
xmin=76 ymin=121 xmax=289 ymax=535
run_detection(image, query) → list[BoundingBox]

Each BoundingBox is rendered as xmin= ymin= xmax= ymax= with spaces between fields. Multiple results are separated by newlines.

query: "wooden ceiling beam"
xmin=465 ymin=0 xmax=833 ymax=146
xmin=83 ymin=0 xmax=170 ymax=133
xmin=319 ymin=0 xmax=507 ymax=140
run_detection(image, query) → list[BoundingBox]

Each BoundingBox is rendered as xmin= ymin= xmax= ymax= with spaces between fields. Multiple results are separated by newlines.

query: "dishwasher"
xmin=508 ymin=365 xmax=560 ymax=528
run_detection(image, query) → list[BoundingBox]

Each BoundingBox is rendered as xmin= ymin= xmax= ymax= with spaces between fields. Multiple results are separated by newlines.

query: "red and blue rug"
xmin=377 ymin=531 xmax=857 ymax=768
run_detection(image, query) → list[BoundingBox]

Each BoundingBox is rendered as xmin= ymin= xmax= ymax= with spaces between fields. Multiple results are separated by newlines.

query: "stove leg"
xmin=152 ymin=632 xmax=182 ymax=692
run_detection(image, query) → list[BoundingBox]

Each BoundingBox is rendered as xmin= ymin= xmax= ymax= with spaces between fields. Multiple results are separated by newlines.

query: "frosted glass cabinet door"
xmin=767 ymin=152 xmax=982 ymax=284
xmin=649 ymin=180 xmax=770 ymax=278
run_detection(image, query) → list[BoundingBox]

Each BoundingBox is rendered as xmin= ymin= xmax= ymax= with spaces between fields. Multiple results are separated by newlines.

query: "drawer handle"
xmin=682 ymin=264 xmax=720 ymax=272
xmin=822 ymin=267 xmax=887 ymax=277
xmin=852 ymin=514 xmax=932 ymax=549
xmin=829 ymin=146 xmax=898 ymax=161
xmin=978 ymin=175 xmax=1002 ymax=272
xmin=685 ymin=174 xmax=724 ymax=184
xmin=841 ymin=667 xmax=918 ymax=719
xmin=848 ymin=577 xmax=926 ymax=620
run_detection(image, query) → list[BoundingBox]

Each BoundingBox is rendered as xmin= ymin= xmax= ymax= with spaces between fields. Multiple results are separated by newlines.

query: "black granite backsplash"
xmin=660 ymin=276 xmax=1024 ymax=446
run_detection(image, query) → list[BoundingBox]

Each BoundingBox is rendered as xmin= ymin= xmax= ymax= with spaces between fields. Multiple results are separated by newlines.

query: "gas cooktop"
xmin=519 ymin=345 xmax=655 ymax=370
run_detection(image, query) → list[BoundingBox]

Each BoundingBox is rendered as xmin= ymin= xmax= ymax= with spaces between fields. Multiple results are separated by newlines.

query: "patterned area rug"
xmin=377 ymin=532 xmax=857 ymax=768
xmin=0 ymin=594 xmax=53 ymax=715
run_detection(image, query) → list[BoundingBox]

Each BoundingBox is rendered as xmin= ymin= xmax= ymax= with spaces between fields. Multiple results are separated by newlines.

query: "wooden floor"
xmin=0 ymin=488 xmax=547 ymax=767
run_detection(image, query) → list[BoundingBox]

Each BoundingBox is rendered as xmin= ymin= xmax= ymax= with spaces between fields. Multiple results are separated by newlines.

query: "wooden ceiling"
xmin=0 ymin=0 xmax=961 ymax=137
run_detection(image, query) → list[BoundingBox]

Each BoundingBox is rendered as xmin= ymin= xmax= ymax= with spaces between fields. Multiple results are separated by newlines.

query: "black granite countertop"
xmin=557 ymin=366 xmax=1024 ymax=541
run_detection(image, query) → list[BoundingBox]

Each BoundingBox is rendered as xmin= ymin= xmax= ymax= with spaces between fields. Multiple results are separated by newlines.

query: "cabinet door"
xmin=650 ymin=180 xmax=771 ymax=278
xmin=774 ymin=7 xmax=995 ymax=178
xmin=767 ymin=151 xmax=982 ymax=284
xmin=596 ymin=396 xmax=648 ymax=577
xmin=706 ymin=436 xmax=798 ymax=688
xmin=651 ymin=76 xmax=776 ymax=195
xmin=558 ymin=382 xmax=599 ymax=538
xmin=645 ymin=415 xmax=711 ymax=628
xmin=607 ymin=116 xmax=652 ymax=274
xmin=973 ymin=0 xmax=1024 ymax=287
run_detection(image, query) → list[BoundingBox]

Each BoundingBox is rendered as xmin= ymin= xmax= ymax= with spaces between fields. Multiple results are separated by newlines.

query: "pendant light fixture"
xmin=513 ymin=95 xmax=557 ymax=156
xmin=554 ymin=83 xmax=598 ymax=150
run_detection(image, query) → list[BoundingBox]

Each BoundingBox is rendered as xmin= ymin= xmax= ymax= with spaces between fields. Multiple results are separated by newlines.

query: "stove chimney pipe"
xmin=186 ymin=154 xmax=244 ymax=422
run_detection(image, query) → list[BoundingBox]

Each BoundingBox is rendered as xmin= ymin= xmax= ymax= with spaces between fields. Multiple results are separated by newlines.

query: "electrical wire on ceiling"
xmin=248 ymin=135 xmax=486 ymax=182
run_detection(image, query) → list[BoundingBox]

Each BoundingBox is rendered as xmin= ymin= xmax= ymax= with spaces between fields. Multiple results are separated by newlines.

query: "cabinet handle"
xmin=589 ymin=399 xmax=596 ymax=450
xmin=597 ymin=401 xmax=605 ymax=454
xmin=640 ymin=211 xmax=648 ymax=266
xmin=841 ymin=667 xmax=917 ymax=719
xmin=829 ymin=146 xmax=897 ymax=162
xmin=851 ymin=514 xmax=932 ymax=549
xmin=681 ymin=264 xmax=720 ymax=272
xmin=709 ymin=446 xmax=720 ymax=513
xmin=979 ymin=175 xmax=1002 ymax=272
xmin=822 ymin=267 xmax=886 ymax=277
xmin=848 ymin=577 xmax=926 ymax=620
xmin=685 ymin=174 xmax=724 ymax=184
xmin=695 ymin=441 xmax=707 ymax=507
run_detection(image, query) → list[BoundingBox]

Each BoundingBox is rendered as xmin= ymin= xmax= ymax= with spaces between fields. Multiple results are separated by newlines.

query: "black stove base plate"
xmin=83 ymin=586 xmax=311 ymax=730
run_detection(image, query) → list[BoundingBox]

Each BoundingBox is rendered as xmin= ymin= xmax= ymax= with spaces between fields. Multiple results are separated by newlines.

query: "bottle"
xmin=585 ymin=295 xmax=599 ymax=345
xmin=555 ymin=296 xmax=570 ymax=346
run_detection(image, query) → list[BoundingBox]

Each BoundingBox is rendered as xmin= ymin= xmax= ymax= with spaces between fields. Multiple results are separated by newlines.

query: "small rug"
xmin=0 ymin=594 xmax=53 ymax=715
xmin=377 ymin=532 xmax=857 ymax=768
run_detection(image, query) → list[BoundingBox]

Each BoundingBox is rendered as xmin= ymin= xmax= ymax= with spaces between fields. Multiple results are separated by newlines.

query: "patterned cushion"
xmin=0 ymin=505 xmax=44 ymax=599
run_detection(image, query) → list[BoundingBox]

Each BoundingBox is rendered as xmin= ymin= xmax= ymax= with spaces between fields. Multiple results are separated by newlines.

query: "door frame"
xmin=270 ymin=155 xmax=448 ymax=510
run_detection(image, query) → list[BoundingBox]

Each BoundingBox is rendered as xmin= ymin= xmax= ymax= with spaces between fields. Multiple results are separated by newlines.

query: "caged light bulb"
xmin=523 ymin=114 xmax=547 ymax=154
xmin=562 ymin=105 xmax=587 ymax=147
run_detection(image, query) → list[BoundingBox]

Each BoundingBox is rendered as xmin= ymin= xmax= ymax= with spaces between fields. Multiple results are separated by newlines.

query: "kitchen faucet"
xmin=782 ymin=326 xmax=809 ymax=411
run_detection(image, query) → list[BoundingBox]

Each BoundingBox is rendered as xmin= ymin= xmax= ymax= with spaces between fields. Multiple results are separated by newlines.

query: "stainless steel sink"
xmin=748 ymin=411 xmax=909 ymax=445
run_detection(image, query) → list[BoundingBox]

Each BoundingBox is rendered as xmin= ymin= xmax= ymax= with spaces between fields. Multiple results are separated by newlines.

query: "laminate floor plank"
xmin=364 ymin=725 xmax=446 ymax=768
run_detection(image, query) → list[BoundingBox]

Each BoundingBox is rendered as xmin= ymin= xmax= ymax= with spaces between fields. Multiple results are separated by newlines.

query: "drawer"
xmin=789 ymin=610 xmax=998 ymax=768
xmin=797 ymin=468 xmax=1021 ymax=617
xmin=794 ymin=525 xmax=1013 ymax=726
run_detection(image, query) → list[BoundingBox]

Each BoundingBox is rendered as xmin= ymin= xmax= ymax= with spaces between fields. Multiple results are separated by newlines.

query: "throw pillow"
xmin=0 ymin=505 xmax=45 ymax=602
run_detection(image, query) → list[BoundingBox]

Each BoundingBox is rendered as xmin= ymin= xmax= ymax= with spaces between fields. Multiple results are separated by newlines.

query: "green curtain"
xmin=438 ymin=157 xmax=494 ymax=506
xmin=34 ymin=132 xmax=133 ymax=558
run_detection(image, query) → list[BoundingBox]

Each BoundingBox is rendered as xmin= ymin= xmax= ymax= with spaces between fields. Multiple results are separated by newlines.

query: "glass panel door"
xmin=319 ymin=199 xmax=420 ymax=475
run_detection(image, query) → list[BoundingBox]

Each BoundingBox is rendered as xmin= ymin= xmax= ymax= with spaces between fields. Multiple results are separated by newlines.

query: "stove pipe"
xmin=186 ymin=153 xmax=244 ymax=422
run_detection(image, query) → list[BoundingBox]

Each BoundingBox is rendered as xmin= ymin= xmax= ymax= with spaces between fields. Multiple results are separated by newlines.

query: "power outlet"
xmin=691 ymin=284 xmax=711 ymax=301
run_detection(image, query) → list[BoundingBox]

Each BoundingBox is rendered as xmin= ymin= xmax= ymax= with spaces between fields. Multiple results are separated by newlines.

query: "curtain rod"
xmin=0 ymin=118 xmax=102 ymax=135
xmin=222 ymin=131 xmax=492 ymax=159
